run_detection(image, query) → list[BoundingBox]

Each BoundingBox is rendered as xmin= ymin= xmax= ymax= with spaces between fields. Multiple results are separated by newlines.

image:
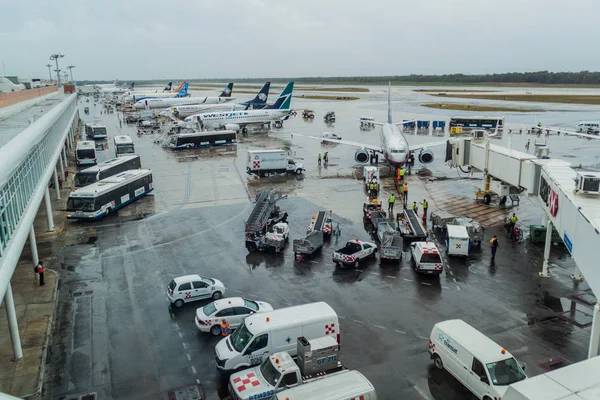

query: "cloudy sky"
xmin=0 ymin=0 xmax=597 ymax=80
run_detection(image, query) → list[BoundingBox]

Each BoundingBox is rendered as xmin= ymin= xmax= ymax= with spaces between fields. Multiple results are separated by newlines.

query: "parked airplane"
xmin=134 ymin=83 xmax=235 ymax=110
xmin=169 ymin=81 xmax=272 ymax=119
xmin=100 ymin=81 xmax=134 ymax=94
xmin=191 ymin=82 xmax=293 ymax=133
xmin=124 ymin=82 xmax=190 ymax=103
xmin=291 ymin=83 xmax=446 ymax=167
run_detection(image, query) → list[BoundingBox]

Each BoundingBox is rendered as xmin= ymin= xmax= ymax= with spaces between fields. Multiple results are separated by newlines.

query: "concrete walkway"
xmin=0 ymin=127 xmax=79 ymax=398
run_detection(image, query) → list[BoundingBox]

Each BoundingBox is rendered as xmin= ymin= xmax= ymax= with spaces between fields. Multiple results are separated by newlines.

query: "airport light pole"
xmin=67 ymin=65 xmax=75 ymax=83
xmin=49 ymin=53 xmax=64 ymax=90
xmin=45 ymin=64 xmax=53 ymax=83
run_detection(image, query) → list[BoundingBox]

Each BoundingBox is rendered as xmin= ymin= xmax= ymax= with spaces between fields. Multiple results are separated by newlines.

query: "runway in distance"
xmin=134 ymin=83 xmax=235 ymax=110
xmin=291 ymin=83 xmax=447 ymax=167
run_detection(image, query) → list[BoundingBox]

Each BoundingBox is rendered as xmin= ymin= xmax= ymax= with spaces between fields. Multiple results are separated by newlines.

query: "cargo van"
xmin=214 ymin=302 xmax=339 ymax=373
xmin=576 ymin=121 xmax=600 ymax=133
xmin=273 ymin=370 xmax=377 ymax=400
xmin=429 ymin=319 xmax=527 ymax=400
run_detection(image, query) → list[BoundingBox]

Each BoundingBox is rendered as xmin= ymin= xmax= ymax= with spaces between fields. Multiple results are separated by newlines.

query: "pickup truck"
xmin=332 ymin=240 xmax=377 ymax=268
xmin=228 ymin=336 xmax=344 ymax=400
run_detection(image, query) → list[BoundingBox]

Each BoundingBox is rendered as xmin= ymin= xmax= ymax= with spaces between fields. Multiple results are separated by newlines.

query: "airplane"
xmin=94 ymin=79 xmax=119 ymax=89
xmin=190 ymin=82 xmax=293 ymax=134
xmin=290 ymin=83 xmax=447 ymax=168
xmin=124 ymin=82 xmax=190 ymax=103
xmin=134 ymin=83 xmax=235 ymax=110
xmin=530 ymin=124 xmax=600 ymax=140
xmin=169 ymin=81 xmax=271 ymax=119
xmin=120 ymin=81 xmax=183 ymax=101
xmin=100 ymin=81 xmax=134 ymax=94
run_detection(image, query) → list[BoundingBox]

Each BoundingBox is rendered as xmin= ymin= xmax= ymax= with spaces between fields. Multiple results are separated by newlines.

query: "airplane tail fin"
xmin=266 ymin=82 xmax=294 ymax=110
xmin=173 ymin=81 xmax=184 ymax=92
xmin=113 ymin=79 xmax=119 ymax=86
xmin=129 ymin=82 xmax=135 ymax=90
xmin=164 ymin=81 xmax=173 ymax=91
xmin=245 ymin=81 xmax=270 ymax=106
xmin=219 ymin=82 xmax=234 ymax=97
xmin=387 ymin=82 xmax=393 ymax=124
xmin=175 ymin=82 xmax=189 ymax=97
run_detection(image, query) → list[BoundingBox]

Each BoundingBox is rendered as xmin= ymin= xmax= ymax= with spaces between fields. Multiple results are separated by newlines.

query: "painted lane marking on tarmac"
xmin=175 ymin=321 xmax=180 ymax=329
xmin=170 ymin=312 xmax=175 ymax=319
xmin=371 ymin=272 xmax=378 ymax=276
xmin=311 ymin=261 xmax=318 ymax=264
xmin=187 ymin=353 xmax=192 ymax=361
xmin=233 ymin=289 xmax=243 ymax=293
xmin=374 ymin=325 xmax=386 ymax=329
xmin=353 ymin=320 xmax=365 ymax=324
xmin=338 ymin=316 xmax=346 ymax=319
xmin=413 ymin=384 xmax=434 ymax=400
xmin=417 ymin=335 xmax=428 ymax=340
xmin=248 ymin=293 xmax=259 ymax=298
xmin=404 ymin=278 xmax=413 ymax=282
xmin=395 ymin=330 xmax=407 ymax=334
xmin=265 ymin=297 xmax=275 ymax=302
xmin=420 ymin=282 xmax=432 ymax=286
xmin=386 ymin=275 xmax=397 ymax=279
xmin=191 ymin=366 xmax=197 ymax=374
xmin=453 ymin=277 xmax=457 ymax=283
xmin=457 ymin=286 xmax=461 ymax=291
xmin=442 ymin=286 xmax=450 ymax=290
xmin=182 ymin=342 xmax=187 ymax=349
xmin=178 ymin=331 xmax=183 ymax=338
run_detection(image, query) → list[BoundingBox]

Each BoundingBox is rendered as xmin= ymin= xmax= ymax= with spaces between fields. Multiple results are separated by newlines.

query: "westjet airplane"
xmin=171 ymin=81 xmax=271 ymax=119
xmin=292 ymin=83 xmax=447 ymax=167
xmin=191 ymin=82 xmax=293 ymax=133
xmin=134 ymin=83 xmax=235 ymax=110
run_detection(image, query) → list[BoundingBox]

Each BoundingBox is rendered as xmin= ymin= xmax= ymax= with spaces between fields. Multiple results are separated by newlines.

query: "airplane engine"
xmin=224 ymin=123 xmax=240 ymax=132
xmin=419 ymin=148 xmax=434 ymax=164
xmin=354 ymin=149 xmax=370 ymax=163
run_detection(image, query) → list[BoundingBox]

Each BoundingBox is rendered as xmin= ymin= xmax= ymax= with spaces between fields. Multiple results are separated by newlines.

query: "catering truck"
xmin=246 ymin=150 xmax=304 ymax=176
xmin=228 ymin=336 xmax=345 ymax=400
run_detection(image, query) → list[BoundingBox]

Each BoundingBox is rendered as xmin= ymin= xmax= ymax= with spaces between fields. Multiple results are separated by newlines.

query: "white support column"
xmin=540 ymin=219 xmax=553 ymax=277
xmin=44 ymin=187 xmax=55 ymax=232
xmin=541 ymin=213 xmax=548 ymax=226
xmin=4 ymin=283 xmax=23 ymax=360
xmin=62 ymin=145 xmax=68 ymax=168
xmin=53 ymin=167 xmax=61 ymax=200
xmin=67 ymin=128 xmax=73 ymax=148
xmin=29 ymin=226 xmax=39 ymax=267
xmin=58 ymin=153 xmax=65 ymax=181
xmin=588 ymin=303 xmax=600 ymax=358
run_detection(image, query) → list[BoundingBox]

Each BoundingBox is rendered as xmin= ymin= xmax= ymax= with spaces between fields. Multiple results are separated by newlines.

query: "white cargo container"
xmin=246 ymin=150 xmax=304 ymax=176
xmin=445 ymin=224 xmax=471 ymax=256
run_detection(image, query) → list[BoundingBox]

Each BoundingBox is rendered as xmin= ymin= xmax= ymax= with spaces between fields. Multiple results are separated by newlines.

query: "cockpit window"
xmin=391 ymin=149 xmax=406 ymax=153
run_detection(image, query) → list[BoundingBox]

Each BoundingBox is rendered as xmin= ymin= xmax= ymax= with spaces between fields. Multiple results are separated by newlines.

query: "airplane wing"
xmin=532 ymin=126 xmax=600 ymax=140
xmin=290 ymin=131 xmax=381 ymax=152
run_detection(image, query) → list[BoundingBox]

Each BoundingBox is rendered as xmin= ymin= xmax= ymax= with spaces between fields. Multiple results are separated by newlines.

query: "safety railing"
xmin=0 ymin=94 xmax=78 ymax=257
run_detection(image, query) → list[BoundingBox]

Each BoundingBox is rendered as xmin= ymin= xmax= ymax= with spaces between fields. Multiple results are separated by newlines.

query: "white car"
xmin=195 ymin=297 xmax=274 ymax=335
xmin=167 ymin=274 xmax=226 ymax=308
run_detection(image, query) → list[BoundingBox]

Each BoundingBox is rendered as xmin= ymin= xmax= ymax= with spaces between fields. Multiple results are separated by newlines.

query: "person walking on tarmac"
xmin=37 ymin=261 xmax=45 ymax=286
xmin=318 ymin=153 xmax=322 ymax=166
xmin=412 ymin=201 xmax=418 ymax=216
xmin=369 ymin=180 xmax=376 ymax=198
xmin=323 ymin=152 xmax=329 ymax=166
xmin=508 ymin=213 xmax=518 ymax=234
xmin=403 ymin=182 xmax=408 ymax=206
xmin=399 ymin=167 xmax=405 ymax=183
xmin=420 ymin=199 xmax=429 ymax=222
xmin=388 ymin=194 xmax=396 ymax=215
xmin=490 ymin=235 xmax=499 ymax=259
xmin=221 ymin=320 xmax=231 ymax=336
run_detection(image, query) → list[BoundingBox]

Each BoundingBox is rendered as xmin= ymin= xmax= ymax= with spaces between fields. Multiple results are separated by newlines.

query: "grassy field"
xmin=429 ymin=93 xmax=600 ymax=105
xmin=300 ymin=87 xmax=369 ymax=92
xmin=414 ymin=89 xmax=499 ymax=93
xmin=293 ymin=94 xmax=360 ymax=100
xmin=421 ymin=103 xmax=540 ymax=112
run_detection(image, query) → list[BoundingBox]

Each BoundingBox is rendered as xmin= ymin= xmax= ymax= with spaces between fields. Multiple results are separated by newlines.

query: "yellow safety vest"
xmin=370 ymin=183 xmax=375 ymax=190
xmin=400 ymin=169 xmax=405 ymax=177
xmin=389 ymin=195 xmax=395 ymax=204
xmin=510 ymin=216 xmax=517 ymax=223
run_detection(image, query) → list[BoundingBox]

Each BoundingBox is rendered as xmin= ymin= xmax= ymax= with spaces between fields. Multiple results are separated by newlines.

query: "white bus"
xmin=168 ymin=130 xmax=237 ymax=150
xmin=75 ymin=141 xmax=97 ymax=166
xmin=85 ymin=123 xmax=108 ymax=140
xmin=67 ymin=169 xmax=154 ymax=220
xmin=114 ymin=135 xmax=135 ymax=156
xmin=449 ymin=116 xmax=504 ymax=130
xmin=74 ymin=155 xmax=142 ymax=187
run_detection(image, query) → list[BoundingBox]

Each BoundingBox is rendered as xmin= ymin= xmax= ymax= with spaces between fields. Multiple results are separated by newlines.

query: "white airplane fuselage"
xmin=178 ymin=103 xmax=246 ymax=119
xmin=379 ymin=123 xmax=410 ymax=167
xmin=198 ymin=109 xmax=290 ymax=129
xmin=134 ymin=96 xmax=235 ymax=110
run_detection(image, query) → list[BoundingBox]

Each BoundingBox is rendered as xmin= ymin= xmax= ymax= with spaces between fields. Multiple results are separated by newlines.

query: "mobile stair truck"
xmin=396 ymin=209 xmax=428 ymax=242
xmin=376 ymin=218 xmax=403 ymax=263
xmin=245 ymin=188 xmax=288 ymax=253
xmin=246 ymin=149 xmax=305 ymax=177
xmin=228 ymin=336 xmax=345 ymax=400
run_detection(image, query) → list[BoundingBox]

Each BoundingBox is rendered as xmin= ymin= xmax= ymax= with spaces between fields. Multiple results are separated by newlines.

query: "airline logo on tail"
xmin=267 ymin=81 xmax=294 ymax=110
xmin=129 ymin=82 xmax=135 ymax=90
xmin=175 ymin=82 xmax=189 ymax=97
xmin=173 ymin=81 xmax=185 ymax=92
xmin=220 ymin=83 xmax=234 ymax=97
xmin=164 ymin=82 xmax=173 ymax=91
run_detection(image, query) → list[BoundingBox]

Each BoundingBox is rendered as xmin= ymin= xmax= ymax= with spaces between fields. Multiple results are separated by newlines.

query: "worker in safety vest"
xmin=508 ymin=213 xmax=518 ymax=234
xmin=490 ymin=235 xmax=499 ymax=259
xmin=221 ymin=320 xmax=231 ymax=336
xmin=403 ymin=182 xmax=408 ymax=206
xmin=399 ymin=167 xmax=405 ymax=183
xmin=369 ymin=181 xmax=375 ymax=198
xmin=388 ymin=194 xmax=396 ymax=214
xmin=420 ymin=199 xmax=429 ymax=221
xmin=318 ymin=153 xmax=322 ymax=166
xmin=372 ymin=198 xmax=378 ymax=205
xmin=412 ymin=201 xmax=418 ymax=216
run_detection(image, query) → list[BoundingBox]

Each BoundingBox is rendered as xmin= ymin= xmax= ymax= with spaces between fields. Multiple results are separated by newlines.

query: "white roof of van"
xmin=244 ymin=302 xmax=336 ymax=334
xmin=434 ymin=319 xmax=512 ymax=364
xmin=506 ymin=356 xmax=600 ymax=400
xmin=275 ymin=370 xmax=374 ymax=400
xmin=446 ymin=224 xmax=470 ymax=238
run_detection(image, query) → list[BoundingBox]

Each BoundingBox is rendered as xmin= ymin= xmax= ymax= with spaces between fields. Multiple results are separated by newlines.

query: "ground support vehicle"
xmin=445 ymin=225 xmax=471 ymax=256
xmin=302 ymin=109 xmax=315 ymax=119
xmin=363 ymin=202 xmax=383 ymax=219
xmin=324 ymin=111 xmax=336 ymax=123
xmin=322 ymin=132 xmax=342 ymax=141
xmin=376 ymin=218 xmax=403 ymax=263
xmin=332 ymin=240 xmax=377 ymax=268
xmin=452 ymin=217 xmax=484 ymax=246
xmin=308 ymin=210 xmax=333 ymax=237
xmin=410 ymin=241 xmax=444 ymax=275
xmin=430 ymin=211 xmax=456 ymax=231
xmin=84 ymin=107 xmax=89 ymax=114
xmin=228 ymin=336 xmax=345 ymax=400
xmin=273 ymin=370 xmax=377 ymax=400
xmin=245 ymin=188 xmax=288 ymax=253
xmin=360 ymin=116 xmax=375 ymax=127
xmin=246 ymin=150 xmax=304 ymax=176
xmin=293 ymin=230 xmax=324 ymax=262
xmin=396 ymin=209 xmax=428 ymax=241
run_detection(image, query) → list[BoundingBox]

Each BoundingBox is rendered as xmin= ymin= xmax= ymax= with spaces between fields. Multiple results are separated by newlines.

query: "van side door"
xmin=243 ymin=333 xmax=270 ymax=366
xmin=467 ymin=357 xmax=490 ymax=398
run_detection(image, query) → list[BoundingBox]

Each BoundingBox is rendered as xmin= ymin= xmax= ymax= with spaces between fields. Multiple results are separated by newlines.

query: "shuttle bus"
xmin=75 ymin=141 xmax=97 ymax=166
xmin=168 ymin=130 xmax=237 ymax=150
xmin=449 ymin=116 xmax=504 ymax=130
xmin=67 ymin=169 xmax=153 ymax=220
xmin=114 ymin=135 xmax=135 ymax=156
xmin=85 ymin=123 xmax=108 ymax=140
xmin=74 ymin=155 xmax=142 ymax=187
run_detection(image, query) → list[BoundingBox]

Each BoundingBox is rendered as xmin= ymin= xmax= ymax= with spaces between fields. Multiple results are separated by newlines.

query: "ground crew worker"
xmin=490 ymin=235 xmax=499 ymax=259
xmin=369 ymin=181 xmax=375 ymax=198
xmin=397 ymin=168 xmax=401 ymax=181
xmin=318 ymin=153 xmax=322 ymax=166
xmin=509 ymin=213 xmax=518 ymax=233
xmin=420 ymin=199 xmax=429 ymax=221
xmin=37 ymin=261 xmax=45 ymax=286
xmin=412 ymin=201 xmax=418 ymax=216
xmin=221 ymin=320 xmax=231 ymax=336
xmin=323 ymin=152 xmax=329 ymax=166
xmin=388 ymin=194 xmax=396 ymax=214
xmin=403 ymin=182 xmax=408 ymax=205
xmin=372 ymin=198 xmax=378 ymax=205
xmin=399 ymin=167 xmax=405 ymax=183
xmin=525 ymin=139 xmax=530 ymax=151
xmin=375 ymin=181 xmax=380 ymax=198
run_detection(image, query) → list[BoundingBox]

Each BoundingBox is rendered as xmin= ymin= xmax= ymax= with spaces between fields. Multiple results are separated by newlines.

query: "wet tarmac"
xmin=43 ymin=92 xmax=598 ymax=400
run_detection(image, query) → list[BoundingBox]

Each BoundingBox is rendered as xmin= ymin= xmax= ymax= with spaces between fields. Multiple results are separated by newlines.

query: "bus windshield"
xmin=74 ymin=172 xmax=98 ymax=187
xmin=77 ymin=149 xmax=95 ymax=159
xmin=117 ymin=144 xmax=135 ymax=154
xmin=67 ymin=198 xmax=96 ymax=212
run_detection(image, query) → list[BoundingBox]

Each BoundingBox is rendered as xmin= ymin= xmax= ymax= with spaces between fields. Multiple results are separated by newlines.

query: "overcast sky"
xmin=1 ymin=0 xmax=598 ymax=80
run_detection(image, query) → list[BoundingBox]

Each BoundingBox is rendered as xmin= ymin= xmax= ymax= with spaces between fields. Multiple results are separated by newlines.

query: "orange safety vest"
xmin=37 ymin=266 xmax=45 ymax=273
xmin=403 ymin=183 xmax=408 ymax=192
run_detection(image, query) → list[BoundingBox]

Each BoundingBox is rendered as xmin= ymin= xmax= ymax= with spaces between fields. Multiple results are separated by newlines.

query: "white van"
xmin=410 ymin=241 xmax=445 ymax=275
xmin=273 ymin=370 xmax=377 ymax=400
xmin=214 ymin=302 xmax=339 ymax=373
xmin=576 ymin=121 xmax=600 ymax=133
xmin=429 ymin=319 xmax=527 ymax=400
